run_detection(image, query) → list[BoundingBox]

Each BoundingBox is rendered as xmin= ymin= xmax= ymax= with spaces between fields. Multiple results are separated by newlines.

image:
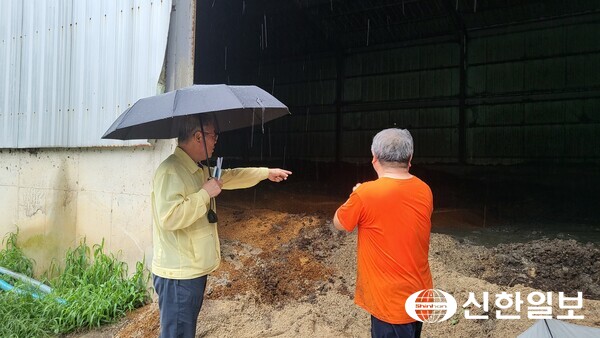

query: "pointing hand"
xmin=268 ymin=168 xmax=292 ymax=182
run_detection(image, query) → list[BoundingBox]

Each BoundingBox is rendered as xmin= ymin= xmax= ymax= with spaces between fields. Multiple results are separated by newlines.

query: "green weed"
xmin=0 ymin=232 xmax=151 ymax=337
xmin=0 ymin=230 xmax=34 ymax=277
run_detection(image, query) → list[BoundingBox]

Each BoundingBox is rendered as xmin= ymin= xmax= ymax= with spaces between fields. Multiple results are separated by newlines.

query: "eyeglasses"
xmin=203 ymin=131 xmax=219 ymax=141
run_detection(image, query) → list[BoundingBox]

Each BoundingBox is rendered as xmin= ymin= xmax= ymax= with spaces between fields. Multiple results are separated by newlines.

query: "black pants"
xmin=371 ymin=315 xmax=423 ymax=338
xmin=153 ymin=274 xmax=208 ymax=338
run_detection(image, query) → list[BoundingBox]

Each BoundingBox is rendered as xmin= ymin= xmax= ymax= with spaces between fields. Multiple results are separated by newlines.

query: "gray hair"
xmin=371 ymin=128 xmax=413 ymax=167
xmin=177 ymin=115 xmax=215 ymax=143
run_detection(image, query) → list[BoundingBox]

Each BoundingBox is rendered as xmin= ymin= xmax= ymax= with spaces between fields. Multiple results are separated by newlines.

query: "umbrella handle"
xmin=199 ymin=118 xmax=212 ymax=173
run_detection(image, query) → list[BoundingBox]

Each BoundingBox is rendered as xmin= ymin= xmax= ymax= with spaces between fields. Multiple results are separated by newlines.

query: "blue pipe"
xmin=0 ymin=275 xmax=67 ymax=305
xmin=0 ymin=266 xmax=52 ymax=294
xmin=0 ymin=277 xmax=43 ymax=300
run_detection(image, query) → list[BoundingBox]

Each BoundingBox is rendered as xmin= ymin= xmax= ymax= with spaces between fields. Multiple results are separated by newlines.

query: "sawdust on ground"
xmin=69 ymin=186 xmax=600 ymax=338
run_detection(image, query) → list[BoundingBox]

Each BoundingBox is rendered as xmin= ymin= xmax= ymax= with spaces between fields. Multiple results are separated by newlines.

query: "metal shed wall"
xmin=339 ymin=42 xmax=460 ymax=163
xmin=238 ymin=41 xmax=461 ymax=164
xmin=212 ymin=54 xmax=339 ymax=163
xmin=196 ymin=1 xmax=600 ymax=165
xmin=236 ymin=16 xmax=600 ymax=165
xmin=260 ymin=56 xmax=338 ymax=162
xmin=0 ymin=0 xmax=172 ymax=148
xmin=466 ymin=20 xmax=600 ymax=164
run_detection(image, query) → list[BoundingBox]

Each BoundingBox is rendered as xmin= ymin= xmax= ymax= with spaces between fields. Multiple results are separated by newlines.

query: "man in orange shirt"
xmin=333 ymin=128 xmax=433 ymax=338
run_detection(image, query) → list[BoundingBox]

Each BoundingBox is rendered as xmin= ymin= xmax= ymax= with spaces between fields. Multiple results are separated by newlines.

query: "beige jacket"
xmin=151 ymin=147 xmax=268 ymax=279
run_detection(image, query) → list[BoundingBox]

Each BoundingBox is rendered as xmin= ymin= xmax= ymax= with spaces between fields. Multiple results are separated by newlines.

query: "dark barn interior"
xmin=194 ymin=0 xmax=600 ymax=243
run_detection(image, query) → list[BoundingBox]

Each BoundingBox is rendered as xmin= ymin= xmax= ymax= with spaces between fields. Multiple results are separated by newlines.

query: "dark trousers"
xmin=153 ymin=274 xmax=208 ymax=338
xmin=371 ymin=315 xmax=423 ymax=338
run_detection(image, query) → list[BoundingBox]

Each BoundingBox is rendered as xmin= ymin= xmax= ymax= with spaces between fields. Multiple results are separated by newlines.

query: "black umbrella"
xmin=102 ymin=84 xmax=290 ymax=224
xmin=102 ymin=84 xmax=289 ymax=140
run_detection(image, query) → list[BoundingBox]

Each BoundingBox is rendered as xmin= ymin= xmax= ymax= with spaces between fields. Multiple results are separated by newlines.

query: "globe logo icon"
xmin=405 ymin=289 xmax=457 ymax=323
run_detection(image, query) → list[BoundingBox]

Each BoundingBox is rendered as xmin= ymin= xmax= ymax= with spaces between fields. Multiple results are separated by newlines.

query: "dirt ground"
xmin=71 ymin=184 xmax=600 ymax=338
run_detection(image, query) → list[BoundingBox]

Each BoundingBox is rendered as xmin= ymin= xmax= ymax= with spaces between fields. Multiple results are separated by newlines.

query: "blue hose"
xmin=0 ymin=266 xmax=52 ymax=294
xmin=0 ymin=277 xmax=43 ymax=299
xmin=0 ymin=274 xmax=67 ymax=304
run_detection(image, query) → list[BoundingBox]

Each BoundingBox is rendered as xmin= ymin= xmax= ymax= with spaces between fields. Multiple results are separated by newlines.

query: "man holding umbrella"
xmin=102 ymin=84 xmax=292 ymax=337
xmin=151 ymin=114 xmax=291 ymax=337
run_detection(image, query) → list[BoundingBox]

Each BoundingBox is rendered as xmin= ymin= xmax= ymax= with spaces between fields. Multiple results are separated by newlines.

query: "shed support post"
xmin=458 ymin=31 xmax=467 ymax=164
xmin=166 ymin=0 xmax=196 ymax=91
xmin=335 ymin=52 xmax=345 ymax=165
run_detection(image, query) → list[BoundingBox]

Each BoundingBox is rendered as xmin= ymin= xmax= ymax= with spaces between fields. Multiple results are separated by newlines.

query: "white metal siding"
xmin=0 ymin=0 xmax=172 ymax=148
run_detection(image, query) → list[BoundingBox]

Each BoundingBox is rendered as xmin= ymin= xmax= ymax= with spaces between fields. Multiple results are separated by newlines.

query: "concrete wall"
xmin=0 ymin=140 xmax=175 ymax=276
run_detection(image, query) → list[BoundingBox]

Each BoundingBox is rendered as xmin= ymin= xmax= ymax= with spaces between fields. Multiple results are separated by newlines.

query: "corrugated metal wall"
xmin=242 ymin=18 xmax=600 ymax=165
xmin=243 ymin=42 xmax=461 ymax=164
xmin=269 ymin=57 xmax=337 ymax=162
xmin=215 ymin=55 xmax=339 ymax=162
xmin=466 ymin=21 xmax=600 ymax=164
xmin=339 ymin=42 xmax=460 ymax=163
xmin=200 ymin=7 xmax=600 ymax=165
xmin=0 ymin=0 xmax=172 ymax=148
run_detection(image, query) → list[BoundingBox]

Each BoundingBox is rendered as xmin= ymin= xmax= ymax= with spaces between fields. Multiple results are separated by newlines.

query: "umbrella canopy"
xmin=518 ymin=319 xmax=600 ymax=337
xmin=102 ymin=84 xmax=289 ymax=140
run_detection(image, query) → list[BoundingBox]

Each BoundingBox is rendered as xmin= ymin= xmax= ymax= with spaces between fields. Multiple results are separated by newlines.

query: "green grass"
xmin=0 ymin=230 xmax=34 ymax=277
xmin=0 ymin=231 xmax=151 ymax=337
